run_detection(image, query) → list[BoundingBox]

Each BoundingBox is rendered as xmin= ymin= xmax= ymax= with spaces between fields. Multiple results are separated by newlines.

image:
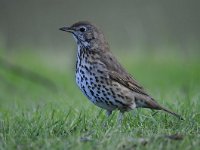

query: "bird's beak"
xmin=59 ymin=26 xmax=74 ymax=33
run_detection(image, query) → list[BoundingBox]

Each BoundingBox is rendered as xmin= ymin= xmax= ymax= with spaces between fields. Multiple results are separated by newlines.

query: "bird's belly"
xmin=75 ymin=71 xmax=96 ymax=101
xmin=75 ymin=72 xmax=93 ymax=100
xmin=93 ymin=101 xmax=117 ymax=111
xmin=75 ymin=70 xmax=118 ymax=111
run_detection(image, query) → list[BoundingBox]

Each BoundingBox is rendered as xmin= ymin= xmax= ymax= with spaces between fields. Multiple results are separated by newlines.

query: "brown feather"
xmin=61 ymin=21 xmax=183 ymax=120
xmin=100 ymin=51 xmax=149 ymax=96
xmin=99 ymin=50 xmax=183 ymax=119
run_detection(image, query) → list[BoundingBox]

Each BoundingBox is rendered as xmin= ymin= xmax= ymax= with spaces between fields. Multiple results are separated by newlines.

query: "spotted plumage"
xmin=60 ymin=21 xmax=183 ymax=121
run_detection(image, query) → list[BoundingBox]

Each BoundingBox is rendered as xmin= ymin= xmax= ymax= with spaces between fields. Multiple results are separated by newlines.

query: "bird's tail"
xmin=144 ymin=99 xmax=184 ymax=120
xmin=160 ymin=106 xmax=184 ymax=120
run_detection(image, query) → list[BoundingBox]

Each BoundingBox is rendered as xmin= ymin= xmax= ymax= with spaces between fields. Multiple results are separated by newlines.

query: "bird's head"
xmin=60 ymin=21 xmax=109 ymax=50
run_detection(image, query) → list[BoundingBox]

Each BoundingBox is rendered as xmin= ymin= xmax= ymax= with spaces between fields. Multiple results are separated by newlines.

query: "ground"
xmin=0 ymin=49 xmax=199 ymax=150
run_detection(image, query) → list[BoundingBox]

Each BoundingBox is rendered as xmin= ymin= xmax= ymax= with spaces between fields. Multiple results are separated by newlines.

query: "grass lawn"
xmin=0 ymin=49 xmax=200 ymax=150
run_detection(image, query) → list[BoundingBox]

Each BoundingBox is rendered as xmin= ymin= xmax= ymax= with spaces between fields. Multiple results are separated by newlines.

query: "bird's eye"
xmin=79 ymin=27 xmax=86 ymax=32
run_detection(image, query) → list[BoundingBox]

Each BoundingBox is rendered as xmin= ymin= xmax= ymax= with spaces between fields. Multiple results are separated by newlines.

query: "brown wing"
xmin=108 ymin=70 xmax=150 ymax=97
xmin=100 ymin=51 xmax=150 ymax=97
xmin=99 ymin=51 xmax=183 ymax=119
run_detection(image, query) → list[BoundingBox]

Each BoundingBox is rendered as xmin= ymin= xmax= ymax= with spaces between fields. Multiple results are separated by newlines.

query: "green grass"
xmin=0 ymin=49 xmax=200 ymax=150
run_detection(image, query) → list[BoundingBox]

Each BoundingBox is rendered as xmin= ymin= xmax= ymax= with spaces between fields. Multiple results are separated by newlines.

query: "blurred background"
xmin=0 ymin=1 xmax=200 ymax=148
xmin=0 ymin=0 xmax=200 ymax=109
xmin=0 ymin=0 xmax=200 ymax=53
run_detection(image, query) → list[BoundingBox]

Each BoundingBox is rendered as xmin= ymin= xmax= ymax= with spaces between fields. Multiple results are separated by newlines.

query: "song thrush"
xmin=60 ymin=21 xmax=183 ymax=122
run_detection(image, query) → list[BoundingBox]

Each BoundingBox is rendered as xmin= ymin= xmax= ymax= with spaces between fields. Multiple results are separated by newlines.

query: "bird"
xmin=59 ymin=21 xmax=183 ymax=122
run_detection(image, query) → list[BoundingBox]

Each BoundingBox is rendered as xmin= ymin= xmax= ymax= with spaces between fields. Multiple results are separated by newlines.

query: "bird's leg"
xmin=118 ymin=111 xmax=124 ymax=126
xmin=106 ymin=110 xmax=112 ymax=117
xmin=102 ymin=110 xmax=112 ymax=128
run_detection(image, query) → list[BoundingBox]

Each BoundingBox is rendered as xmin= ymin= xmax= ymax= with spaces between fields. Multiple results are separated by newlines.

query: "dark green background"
xmin=0 ymin=0 xmax=199 ymax=54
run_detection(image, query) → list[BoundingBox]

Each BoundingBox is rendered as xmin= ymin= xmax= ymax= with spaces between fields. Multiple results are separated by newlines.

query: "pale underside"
xmin=75 ymin=45 xmax=154 ymax=113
